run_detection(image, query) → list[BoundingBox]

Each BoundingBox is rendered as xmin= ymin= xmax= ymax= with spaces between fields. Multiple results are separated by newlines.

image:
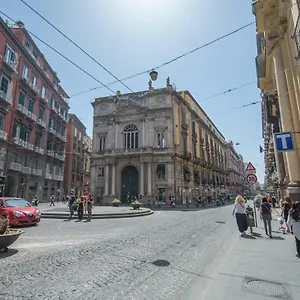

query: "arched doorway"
xmin=121 ymin=165 xmax=139 ymax=202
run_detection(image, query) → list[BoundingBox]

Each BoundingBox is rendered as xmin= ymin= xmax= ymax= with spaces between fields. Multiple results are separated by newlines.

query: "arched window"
xmin=123 ymin=124 xmax=138 ymax=149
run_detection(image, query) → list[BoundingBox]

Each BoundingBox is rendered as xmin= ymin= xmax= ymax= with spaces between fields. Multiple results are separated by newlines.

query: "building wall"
xmin=90 ymin=85 xmax=243 ymax=205
xmin=0 ymin=19 xmax=69 ymax=201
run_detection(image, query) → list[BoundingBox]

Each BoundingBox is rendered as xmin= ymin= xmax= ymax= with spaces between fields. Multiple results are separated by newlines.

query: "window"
xmin=99 ymin=137 xmax=106 ymax=152
xmin=73 ymin=143 xmax=76 ymax=151
xmin=31 ymin=73 xmax=37 ymax=87
xmin=32 ymin=50 xmax=38 ymax=61
xmin=157 ymin=132 xmax=165 ymax=148
xmin=49 ymin=116 xmax=54 ymax=129
xmin=0 ymin=74 xmax=10 ymax=94
xmin=41 ymin=86 xmax=46 ymax=98
xmin=123 ymin=124 xmax=138 ymax=149
xmin=25 ymin=40 xmax=30 ymax=49
xmin=20 ymin=126 xmax=30 ymax=142
xmin=56 ymin=121 xmax=61 ymax=134
xmin=61 ymin=126 xmax=66 ymax=137
xmin=43 ymin=65 xmax=47 ymax=73
xmin=4 ymin=45 xmax=15 ymax=64
xmin=22 ymin=64 xmax=29 ymax=79
xmin=98 ymin=167 xmax=104 ymax=177
xmin=47 ymin=139 xmax=52 ymax=151
xmin=54 ymin=143 xmax=58 ymax=152
xmin=39 ymin=107 xmax=44 ymax=120
xmin=18 ymin=90 xmax=26 ymax=105
xmin=156 ymin=164 xmax=166 ymax=179
xmin=53 ymin=79 xmax=57 ymax=86
xmin=78 ymin=146 xmax=80 ymax=154
xmin=35 ymin=135 xmax=41 ymax=148
xmin=28 ymin=98 xmax=35 ymax=113
xmin=0 ymin=114 xmax=4 ymax=130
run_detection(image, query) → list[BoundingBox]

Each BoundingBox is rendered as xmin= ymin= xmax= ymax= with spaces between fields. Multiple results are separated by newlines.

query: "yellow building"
xmin=253 ymin=0 xmax=300 ymax=200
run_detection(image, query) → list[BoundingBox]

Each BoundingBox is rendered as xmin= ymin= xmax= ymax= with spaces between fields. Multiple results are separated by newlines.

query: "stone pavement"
xmin=201 ymin=213 xmax=300 ymax=300
xmin=38 ymin=202 xmax=153 ymax=219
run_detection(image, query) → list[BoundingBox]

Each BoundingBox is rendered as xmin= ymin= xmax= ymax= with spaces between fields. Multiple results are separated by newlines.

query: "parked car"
xmin=0 ymin=198 xmax=41 ymax=227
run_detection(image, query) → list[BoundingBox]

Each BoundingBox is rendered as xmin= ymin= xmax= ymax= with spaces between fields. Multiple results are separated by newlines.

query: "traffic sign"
xmin=274 ymin=132 xmax=294 ymax=151
xmin=246 ymin=173 xmax=257 ymax=184
xmin=245 ymin=162 xmax=256 ymax=172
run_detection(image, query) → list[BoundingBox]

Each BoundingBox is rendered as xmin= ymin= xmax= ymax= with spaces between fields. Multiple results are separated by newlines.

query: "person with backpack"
xmin=260 ymin=197 xmax=272 ymax=238
xmin=287 ymin=201 xmax=300 ymax=258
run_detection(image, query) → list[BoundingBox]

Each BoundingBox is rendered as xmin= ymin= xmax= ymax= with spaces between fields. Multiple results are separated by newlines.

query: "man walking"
xmin=69 ymin=192 xmax=76 ymax=218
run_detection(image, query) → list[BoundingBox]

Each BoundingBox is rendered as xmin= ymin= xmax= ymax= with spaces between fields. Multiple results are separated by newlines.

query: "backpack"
xmin=291 ymin=208 xmax=300 ymax=222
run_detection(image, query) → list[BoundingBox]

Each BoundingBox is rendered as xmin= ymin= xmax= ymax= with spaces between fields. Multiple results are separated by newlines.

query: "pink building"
xmin=0 ymin=19 xmax=69 ymax=201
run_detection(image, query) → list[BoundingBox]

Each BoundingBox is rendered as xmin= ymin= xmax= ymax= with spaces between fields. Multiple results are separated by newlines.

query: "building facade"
xmin=83 ymin=135 xmax=92 ymax=192
xmin=90 ymin=81 xmax=243 ymax=204
xmin=0 ymin=19 xmax=69 ymax=201
xmin=253 ymin=0 xmax=300 ymax=200
xmin=64 ymin=114 xmax=87 ymax=196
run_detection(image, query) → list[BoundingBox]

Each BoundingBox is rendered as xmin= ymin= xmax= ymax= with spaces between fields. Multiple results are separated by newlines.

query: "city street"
xmin=0 ymin=205 xmax=237 ymax=300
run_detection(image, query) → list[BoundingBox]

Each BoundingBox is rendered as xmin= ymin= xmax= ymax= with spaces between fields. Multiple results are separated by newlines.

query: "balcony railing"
xmin=38 ymin=118 xmax=47 ymax=128
xmin=47 ymin=150 xmax=55 ymax=157
xmin=22 ymin=166 xmax=32 ymax=175
xmin=13 ymin=137 xmax=26 ymax=147
xmin=40 ymin=94 xmax=49 ymax=104
xmin=32 ymin=168 xmax=42 ymax=176
xmin=17 ymin=103 xmax=28 ymax=115
xmin=45 ymin=173 xmax=52 ymax=180
xmin=30 ymin=83 xmax=39 ymax=95
xmin=23 ymin=142 xmax=34 ymax=151
xmin=49 ymin=127 xmax=56 ymax=135
xmin=3 ymin=55 xmax=18 ymax=73
xmin=0 ymin=130 xmax=7 ymax=140
xmin=35 ymin=147 xmax=44 ymax=155
xmin=0 ymin=90 xmax=11 ymax=104
xmin=27 ymin=111 xmax=37 ymax=122
xmin=9 ymin=162 xmax=22 ymax=172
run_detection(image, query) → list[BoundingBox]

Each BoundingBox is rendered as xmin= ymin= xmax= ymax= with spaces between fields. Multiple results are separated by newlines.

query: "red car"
xmin=0 ymin=197 xmax=41 ymax=227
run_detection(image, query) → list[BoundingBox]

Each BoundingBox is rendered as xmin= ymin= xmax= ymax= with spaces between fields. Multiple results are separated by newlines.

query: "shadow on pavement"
xmin=271 ymin=236 xmax=285 ymax=240
xmin=0 ymin=248 xmax=18 ymax=259
xmin=242 ymin=235 xmax=256 ymax=240
xmin=252 ymin=232 xmax=262 ymax=238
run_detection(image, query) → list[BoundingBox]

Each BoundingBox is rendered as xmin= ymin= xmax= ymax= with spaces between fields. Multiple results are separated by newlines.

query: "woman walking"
xmin=287 ymin=201 xmax=300 ymax=258
xmin=232 ymin=195 xmax=248 ymax=236
xmin=86 ymin=194 xmax=94 ymax=222
xmin=282 ymin=196 xmax=293 ymax=233
xmin=260 ymin=197 xmax=272 ymax=238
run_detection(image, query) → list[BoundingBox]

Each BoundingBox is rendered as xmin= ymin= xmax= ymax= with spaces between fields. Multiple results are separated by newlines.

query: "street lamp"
xmin=150 ymin=70 xmax=158 ymax=81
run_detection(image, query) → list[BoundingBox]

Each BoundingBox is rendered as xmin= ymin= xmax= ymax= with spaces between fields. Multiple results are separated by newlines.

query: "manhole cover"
xmin=242 ymin=277 xmax=292 ymax=299
xmin=152 ymin=260 xmax=170 ymax=267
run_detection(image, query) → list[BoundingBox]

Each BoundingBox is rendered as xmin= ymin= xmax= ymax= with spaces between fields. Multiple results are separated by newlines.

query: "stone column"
xmin=273 ymin=45 xmax=300 ymax=200
xmin=111 ymin=164 xmax=116 ymax=196
xmin=115 ymin=123 xmax=118 ymax=149
xmin=140 ymin=163 xmax=144 ymax=195
xmin=147 ymin=163 xmax=152 ymax=196
xmin=104 ymin=165 xmax=109 ymax=195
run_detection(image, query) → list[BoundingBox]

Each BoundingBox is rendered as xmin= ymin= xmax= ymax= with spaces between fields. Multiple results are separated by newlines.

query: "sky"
xmin=1 ymin=0 xmax=265 ymax=182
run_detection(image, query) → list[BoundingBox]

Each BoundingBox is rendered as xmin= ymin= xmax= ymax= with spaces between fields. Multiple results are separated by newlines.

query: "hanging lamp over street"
xmin=150 ymin=70 xmax=158 ymax=81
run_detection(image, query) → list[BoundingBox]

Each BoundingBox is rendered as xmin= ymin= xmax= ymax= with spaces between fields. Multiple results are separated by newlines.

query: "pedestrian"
xmin=50 ymin=195 xmax=55 ymax=206
xmin=287 ymin=201 xmax=300 ymax=258
xmin=69 ymin=192 xmax=76 ymax=218
xmin=282 ymin=196 xmax=293 ymax=232
xmin=86 ymin=194 xmax=94 ymax=221
xmin=232 ymin=195 xmax=248 ymax=236
xmin=272 ymin=196 xmax=277 ymax=208
xmin=260 ymin=197 xmax=273 ymax=238
xmin=77 ymin=197 xmax=84 ymax=221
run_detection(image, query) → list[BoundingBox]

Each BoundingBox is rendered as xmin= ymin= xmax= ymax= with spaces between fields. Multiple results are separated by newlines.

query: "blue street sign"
xmin=274 ymin=132 xmax=294 ymax=151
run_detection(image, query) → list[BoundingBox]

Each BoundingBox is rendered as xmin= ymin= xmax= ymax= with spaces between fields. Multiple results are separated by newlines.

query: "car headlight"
xmin=13 ymin=211 xmax=23 ymax=217
xmin=36 ymin=210 xmax=41 ymax=216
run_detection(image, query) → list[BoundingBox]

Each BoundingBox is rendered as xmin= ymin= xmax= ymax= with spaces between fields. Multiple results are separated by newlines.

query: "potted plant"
xmin=131 ymin=200 xmax=141 ymax=210
xmin=112 ymin=198 xmax=121 ymax=207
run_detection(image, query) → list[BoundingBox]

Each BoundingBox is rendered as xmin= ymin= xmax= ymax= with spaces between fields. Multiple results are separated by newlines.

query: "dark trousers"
xmin=296 ymin=237 xmax=300 ymax=255
xmin=262 ymin=214 xmax=272 ymax=236
xmin=78 ymin=211 xmax=83 ymax=220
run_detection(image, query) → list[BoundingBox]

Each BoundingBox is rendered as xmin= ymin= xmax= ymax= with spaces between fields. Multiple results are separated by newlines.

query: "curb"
xmin=41 ymin=209 xmax=154 ymax=220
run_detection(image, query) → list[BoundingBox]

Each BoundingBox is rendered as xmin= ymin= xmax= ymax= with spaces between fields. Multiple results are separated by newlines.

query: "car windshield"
xmin=5 ymin=199 xmax=32 ymax=208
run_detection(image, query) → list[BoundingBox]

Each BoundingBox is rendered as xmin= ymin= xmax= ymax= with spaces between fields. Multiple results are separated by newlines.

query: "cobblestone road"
xmin=0 ymin=205 xmax=236 ymax=300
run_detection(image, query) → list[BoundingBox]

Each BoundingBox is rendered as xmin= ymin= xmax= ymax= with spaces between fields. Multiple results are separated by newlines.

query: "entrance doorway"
xmin=121 ymin=165 xmax=139 ymax=202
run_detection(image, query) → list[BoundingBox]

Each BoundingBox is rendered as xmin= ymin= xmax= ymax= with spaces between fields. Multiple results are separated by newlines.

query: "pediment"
xmin=113 ymin=104 xmax=147 ymax=116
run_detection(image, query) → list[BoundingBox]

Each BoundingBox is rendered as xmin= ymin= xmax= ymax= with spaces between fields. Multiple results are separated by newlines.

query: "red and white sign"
xmin=246 ymin=173 xmax=257 ymax=184
xmin=245 ymin=162 xmax=256 ymax=173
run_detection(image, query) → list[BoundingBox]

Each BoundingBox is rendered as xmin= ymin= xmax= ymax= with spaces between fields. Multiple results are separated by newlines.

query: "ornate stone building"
xmin=90 ymin=81 xmax=241 ymax=204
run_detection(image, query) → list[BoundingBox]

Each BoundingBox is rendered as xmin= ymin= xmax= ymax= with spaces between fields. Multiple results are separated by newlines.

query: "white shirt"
xmin=287 ymin=216 xmax=300 ymax=240
xmin=234 ymin=202 xmax=246 ymax=214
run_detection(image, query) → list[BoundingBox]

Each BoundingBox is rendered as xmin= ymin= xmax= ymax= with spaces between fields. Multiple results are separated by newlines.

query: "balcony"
xmin=26 ymin=111 xmax=37 ymax=122
xmin=37 ymin=118 xmax=47 ymax=128
xmin=0 ymin=90 xmax=11 ymax=104
xmin=20 ymin=74 xmax=31 ymax=87
xmin=13 ymin=137 xmax=25 ymax=147
xmin=32 ymin=169 xmax=42 ymax=176
xmin=45 ymin=173 xmax=52 ymax=180
xmin=0 ymin=130 xmax=7 ymax=141
xmin=17 ymin=103 xmax=28 ymax=115
xmin=47 ymin=150 xmax=55 ymax=157
xmin=35 ymin=147 xmax=44 ymax=155
xmin=23 ymin=142 xmax=34 ymax=151
xmin=3 ymin=55 xmax=18 ymax=73
xmin=30 ymin=83 xmax=39 ymax=95
xmin=40 ymin=94 xmax=49 ymax=104
xmin=49 ymin=127 xmax=56 ymax=135
xmin=9 ymin=162 xmax=22 ymax=172
xmin=53 ymin=174 xmax=63 ymax=181
xmin=57 ymin=133 xmax=66 ymax=142
xmin=22 ymin=166 xmax=32 ymax=175
xmin=57 ymin=153 xmax=65 ymax=161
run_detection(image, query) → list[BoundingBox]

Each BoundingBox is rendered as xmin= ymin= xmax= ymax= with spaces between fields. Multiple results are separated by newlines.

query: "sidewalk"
xmin=202 ymin=216 xmax=300 ymax=300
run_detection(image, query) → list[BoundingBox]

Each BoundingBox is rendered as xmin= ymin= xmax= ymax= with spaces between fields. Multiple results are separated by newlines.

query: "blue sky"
xmin=1 ymin=0 xmax=264 ymax=182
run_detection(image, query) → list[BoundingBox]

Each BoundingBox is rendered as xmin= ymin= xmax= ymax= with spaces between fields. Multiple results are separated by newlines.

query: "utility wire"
xmin=0 ymin=11 xmax=117 ymax=95
xmin=69 ymin=21 xmax=255 ymax=97
xmin=20 ymin=0 xmax=134 ymax=93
